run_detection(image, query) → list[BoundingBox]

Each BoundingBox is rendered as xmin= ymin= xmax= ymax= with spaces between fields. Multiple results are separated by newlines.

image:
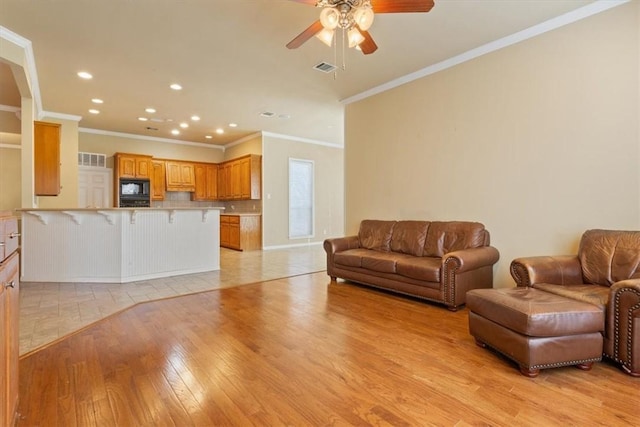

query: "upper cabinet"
xmin=165 ymin=161 xmax=195 ymax=192
xmin=217 ymin=154 xmax=261 ymax=200
xmin=151 ymin=160 xmax=166 ymax=201
xmin=115 ymin=153 xmax=152 ymax=179
xmin=192 ymin=163 xmax=218 ymax=201
xmin=34 ymin=121 xmax=61 ymax=196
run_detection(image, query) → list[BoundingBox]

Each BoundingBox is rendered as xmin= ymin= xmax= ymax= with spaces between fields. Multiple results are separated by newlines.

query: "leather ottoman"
xmin=467 ymin=287 xmax=604 ymax=377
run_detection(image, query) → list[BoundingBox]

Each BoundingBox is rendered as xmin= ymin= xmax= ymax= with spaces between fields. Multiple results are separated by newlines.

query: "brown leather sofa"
xmin=511 ymin=229 xmax=640 ymax=377
xmin=324 ymin=220 xmax=500 ymax=310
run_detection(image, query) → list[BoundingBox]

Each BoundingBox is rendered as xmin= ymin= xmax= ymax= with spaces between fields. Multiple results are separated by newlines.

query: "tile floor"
xmin=19 ymin=245 xmax=327 ymax=355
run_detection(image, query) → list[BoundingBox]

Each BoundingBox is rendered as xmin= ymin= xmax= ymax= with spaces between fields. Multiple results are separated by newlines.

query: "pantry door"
xmin=78 ymin=167 xmax=112 ymax=208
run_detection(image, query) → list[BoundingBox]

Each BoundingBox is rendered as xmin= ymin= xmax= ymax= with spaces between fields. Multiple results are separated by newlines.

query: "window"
xmin=289 ymin=158 xmax=314 ymax=239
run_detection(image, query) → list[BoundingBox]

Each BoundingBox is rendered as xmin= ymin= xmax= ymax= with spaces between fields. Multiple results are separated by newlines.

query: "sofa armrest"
xmin=442 ymin=246 xmax=500 ymax=273
xmin=323 ymin=236 xmax=360 ymax=255
xmin=510 ymin=255 xmax=583 ymax=287
xmin=606 ymin=278 xmax=640 ymax=376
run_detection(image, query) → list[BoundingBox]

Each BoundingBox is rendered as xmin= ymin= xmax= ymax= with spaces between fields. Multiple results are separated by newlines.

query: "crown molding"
xmin=342 ymin=0 xmax=631 ymax=105
xmin=0 ymin=26 xmax=43 ymax=116
xmin=262 ymin=131 xmax=344 ymax=149
xmin=79 ymin=127 xmax=226 ymax=150
xmin=40 ymin=110 xmax=82 ymax=122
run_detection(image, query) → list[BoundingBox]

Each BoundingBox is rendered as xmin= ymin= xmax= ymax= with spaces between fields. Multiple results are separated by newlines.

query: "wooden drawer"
xmin=0 ymin=216 xmax=18 ymax=262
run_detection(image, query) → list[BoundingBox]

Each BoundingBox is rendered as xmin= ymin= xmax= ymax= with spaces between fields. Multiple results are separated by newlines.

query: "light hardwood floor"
xmin=19 ymin=246 xmax=327 ymax=354
xmin=18 ymin=271 xmax=640 ymax=426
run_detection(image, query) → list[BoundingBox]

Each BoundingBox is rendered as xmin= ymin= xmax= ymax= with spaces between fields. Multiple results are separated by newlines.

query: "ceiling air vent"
xmin=314 ymin=62 xmax=337 ymax=73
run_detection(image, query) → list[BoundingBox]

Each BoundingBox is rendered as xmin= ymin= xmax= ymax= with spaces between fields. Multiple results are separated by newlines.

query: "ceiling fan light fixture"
xmin=347 ymin=27 xmax=365 ymax=48
xmin=353 ymin=5 xmax=374 ymax=31
xmin=315 ymin=28 xmax=335 ymax=47
xmin=319 ymin=7 xmax=340 ymax=30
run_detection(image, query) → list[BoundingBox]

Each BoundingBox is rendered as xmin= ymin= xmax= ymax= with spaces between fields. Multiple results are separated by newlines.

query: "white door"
xmin=78 ymin=167 xmax=112 ymax=208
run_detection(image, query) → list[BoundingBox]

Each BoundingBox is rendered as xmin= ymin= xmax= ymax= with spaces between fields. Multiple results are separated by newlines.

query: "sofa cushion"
xmin=579 ymin=229 xmax=640 ymax=287
xmin=358 ymin=220 xmax=396 ymax=251
xmin=390 ymin=221 xmax=430 ymax=257
xmin=532 ymin=283 xmax=610 ymax=311
xmin=361 ymin=252 xmax=412 ymax=274
xmin=396 ymin=257 xmax=441 ymax=282
xmin=423 ymin=221 xmax=486 ymax=257
xmin=334 ymin=248 xmax=372 ymax=268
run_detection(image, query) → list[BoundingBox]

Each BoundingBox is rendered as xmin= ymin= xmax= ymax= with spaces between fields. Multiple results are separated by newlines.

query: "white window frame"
xmin=288 ymin=158 xmax=315 ymax=239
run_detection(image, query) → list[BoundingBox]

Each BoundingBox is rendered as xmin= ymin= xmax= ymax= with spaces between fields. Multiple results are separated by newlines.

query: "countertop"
xmin=17 ymin=207 xmax=226 ymax=212
xmin=221 ymin=212 xmax=262 ymax=217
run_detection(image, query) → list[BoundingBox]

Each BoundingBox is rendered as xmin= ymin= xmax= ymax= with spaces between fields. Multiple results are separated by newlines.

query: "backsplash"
xmin=152 ymin=192 xmax=261 ymax=213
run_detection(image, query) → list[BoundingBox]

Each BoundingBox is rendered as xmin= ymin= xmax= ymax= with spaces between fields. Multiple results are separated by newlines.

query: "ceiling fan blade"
xmin=371 ymin=0 xmax=434 ymax=13
xmin=358 ymin=30 xmax=378 ymax=55
xmin=286 ymin=20 xmax=324 ymax=49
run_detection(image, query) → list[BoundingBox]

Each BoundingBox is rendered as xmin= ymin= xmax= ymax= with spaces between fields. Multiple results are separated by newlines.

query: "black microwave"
xmin=119 ymin=178 xmax=150 ymax=198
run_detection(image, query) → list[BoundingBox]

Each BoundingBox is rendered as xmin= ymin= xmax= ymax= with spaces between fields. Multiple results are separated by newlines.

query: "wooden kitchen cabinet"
xmin=0 ymin=213 xmax=19 ymax=427
xmin=34 ymin=121 xmax=61 ymax=196
xmin=192 ymin=163 xmax=218 ymax=201
xmin=220 ymin=214 xmax=261 ymax=251
xmin=115 ymin=153 xmax=152 ymax=179
xmin=151 ymin=160 xmax=166 ymax=201
xmin=217 ymin=155 xmax=261 ymax=200
xmin=165 ymin=161 xmax=196 ymax=192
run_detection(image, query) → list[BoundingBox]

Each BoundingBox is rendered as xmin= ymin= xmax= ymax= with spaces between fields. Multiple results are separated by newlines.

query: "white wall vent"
xmin=313 ymin=62 xmax=337 ymax=73
xmin=78 ymin=152 xmax=106 ymax=167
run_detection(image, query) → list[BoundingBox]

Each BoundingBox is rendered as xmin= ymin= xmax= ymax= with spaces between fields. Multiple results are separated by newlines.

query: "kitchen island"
xmin=19 ymin=207 xmax=223 ymax=283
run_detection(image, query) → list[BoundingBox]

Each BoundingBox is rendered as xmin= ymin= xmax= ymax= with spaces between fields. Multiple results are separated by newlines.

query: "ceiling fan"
xmin=286 ymin=0 xmax=435 ymax=55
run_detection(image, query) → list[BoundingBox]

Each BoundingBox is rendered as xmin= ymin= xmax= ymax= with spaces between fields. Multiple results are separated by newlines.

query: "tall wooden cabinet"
xmin=0 ymin=212 xmax=19 ymax=426
xmin=34 ymin=121 xmax=61 ymax=196
xmin=217 ymin=154 xmax=261 ymax=200
xmin=151 ymin=160 xmax=166 ymax=201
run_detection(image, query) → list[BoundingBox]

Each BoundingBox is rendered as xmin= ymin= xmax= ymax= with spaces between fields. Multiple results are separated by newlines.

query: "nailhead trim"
xmin=611 ymin=287 xmax=640 ymax=373
xmin=479 ymin=340 xmax=601 ymax=370
xmin=443 ymin=256 xmax=459 ymax=305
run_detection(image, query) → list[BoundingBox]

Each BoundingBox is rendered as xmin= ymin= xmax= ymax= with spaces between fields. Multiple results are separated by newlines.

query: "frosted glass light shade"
xmin=320 ymin=7 xmax=340 ymax=30
xmin=353 ymin=6 xmax=374 ymax=31
xmin=315 ymin=28 xmax=335 ymax=47
xmin=347 ymin=27 xmax=365 ymax=48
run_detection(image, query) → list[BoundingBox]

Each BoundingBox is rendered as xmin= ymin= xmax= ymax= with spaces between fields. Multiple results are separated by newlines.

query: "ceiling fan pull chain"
xmin=341 ymin=27 xmax=347 ymax=71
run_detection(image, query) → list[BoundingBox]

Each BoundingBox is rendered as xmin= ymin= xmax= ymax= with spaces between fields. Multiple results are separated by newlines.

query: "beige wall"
xmin=262 ymin=134 xmax=344 ymax=248
xmin=344 ymin=3 xmax=639 ymax=285
xmin=79 ymin=131 xmax=225 ymax=165
xmin=36 ymin=117 xmax=79 ymax=208
xmin=224 ymin=133 xmax=262 ymax=160
xmin=0 ymin=144 xmax=21 ymax=211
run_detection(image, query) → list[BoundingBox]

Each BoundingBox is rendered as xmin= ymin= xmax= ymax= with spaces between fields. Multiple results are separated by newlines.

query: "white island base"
xmin=20 ymin=208 xmax=223 ymax=283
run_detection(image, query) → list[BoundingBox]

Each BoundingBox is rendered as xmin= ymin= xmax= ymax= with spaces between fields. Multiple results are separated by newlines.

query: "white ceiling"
xmin=0 ymin=0 xmax=596 ymax=146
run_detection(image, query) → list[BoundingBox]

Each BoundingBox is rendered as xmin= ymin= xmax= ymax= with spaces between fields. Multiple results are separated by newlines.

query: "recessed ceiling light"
xmin=216 ymin=128 xmax=224 ymax=134
xmin=191 ymin=115 xmax=200 ymax=121
xmin=88 ymin=109 xmax=100 ymax=114
xmin=229 ymin=123 xmax=238 ymax=128
xmin=171 ymin=129 xmax=180 ymax=135
xmin=145 ymin=107 xmax=156 ymax=113
xmin=91 ymin=98 xmax=103 ymax=104
xmin=179 ymin=122 xmax=189 ymax=128
xmin=138 ymin=117 xmax=148 ymax=121
xmin=170 ymin=83 xmax=182 ymax=90
xmin=260 ymin=112 xmax=275 ymax=118
xmin=205 ymin=135 xmax=213 ymax=139
xmin=279 ymin=114 xmax=291 ymax=119
xmin=77 ymin=71 xmax=93 ymax=79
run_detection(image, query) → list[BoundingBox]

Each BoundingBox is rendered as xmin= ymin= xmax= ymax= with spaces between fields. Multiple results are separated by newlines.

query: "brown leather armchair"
xmin=510 ymin=229 xmax=640 ymax=376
